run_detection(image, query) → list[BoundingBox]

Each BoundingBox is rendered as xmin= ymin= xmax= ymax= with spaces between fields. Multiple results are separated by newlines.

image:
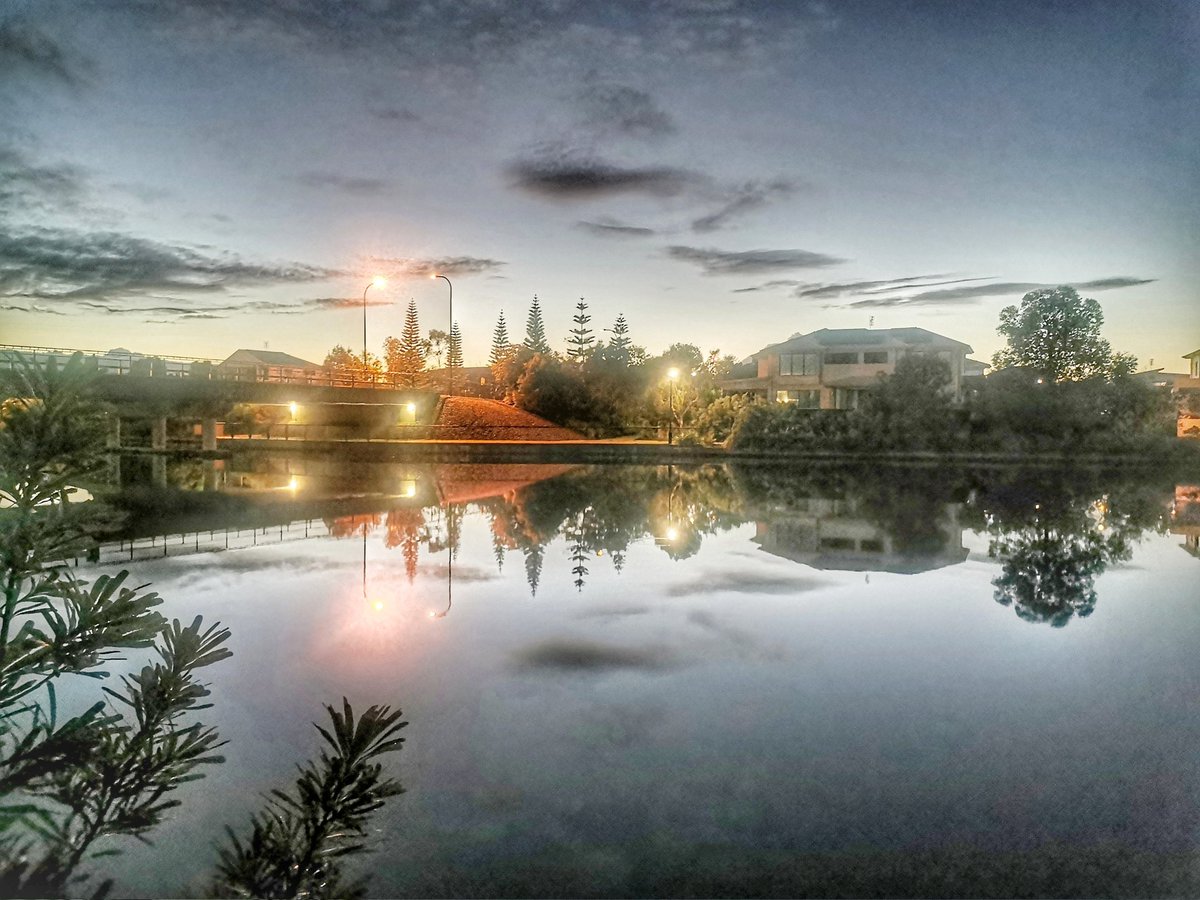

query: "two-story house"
xmin=720 ymin=327 xmax=974 ymax=409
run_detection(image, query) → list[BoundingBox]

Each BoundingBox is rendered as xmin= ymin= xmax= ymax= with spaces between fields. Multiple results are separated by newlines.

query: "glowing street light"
xmin=363 ymin=275 xmax=387 ymax=375
xmin=431 ymin=273 xmax=454 ymax=397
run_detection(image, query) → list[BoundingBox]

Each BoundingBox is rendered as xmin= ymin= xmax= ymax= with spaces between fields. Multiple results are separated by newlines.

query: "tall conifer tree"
xmin=524 ymin=295 xmax=551 ymax=354
xmin=447 ymin=321 xmax=464 ymax=370
xmin=609 ymin=313 xmax=631 ymax=353
xmin=567 ymin=297 xmax=595 ymax=361
xmin=489 ymin=310 xmax=512 ymax=365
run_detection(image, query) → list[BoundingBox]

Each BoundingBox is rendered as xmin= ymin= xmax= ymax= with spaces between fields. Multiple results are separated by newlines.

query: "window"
xmin=819 ymin=537 xmax=855 ymax=551
xmin=779 ymin=352 xmax=819 ymax=375
xmin=824 ymin=351 xmax=858 ymax=365
xmin=832 ymin=388 xmax=860 ymax=410
xmin=863 ymin=351 xmax=888 ymax=365
xmin=776 ymin=389 xmax=821 ymax=407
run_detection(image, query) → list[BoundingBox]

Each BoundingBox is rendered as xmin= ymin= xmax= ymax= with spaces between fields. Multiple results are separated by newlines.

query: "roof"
xmin=756 ymin=327 xmax=973 ymax=358
xmin=1185 ymin=349 xmax=1200 ymax=359
xmin=219 ymin=349 xmax=324 ymax=369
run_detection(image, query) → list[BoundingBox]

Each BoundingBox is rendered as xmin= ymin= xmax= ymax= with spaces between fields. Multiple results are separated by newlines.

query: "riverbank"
xmin=112 ymin=437 xmax=1200 ymax=470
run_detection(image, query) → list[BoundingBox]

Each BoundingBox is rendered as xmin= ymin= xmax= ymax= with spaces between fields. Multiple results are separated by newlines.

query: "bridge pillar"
xmin=201 ymin=417 xmax=218 ymax=451
xmin=106 ymin=416 xmax=122 ymax=449
xmin=203 ymin=459 xmax=222 ymax=491
xmin=151 ymin=416 xmax=168 ymax=450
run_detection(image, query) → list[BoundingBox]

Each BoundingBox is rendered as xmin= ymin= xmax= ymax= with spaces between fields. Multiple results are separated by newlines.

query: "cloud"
xmin=667 ymin=245 xmax=845 ymax=275
xmin=576 ymin=83 xmax=676 ymax=139
xmin=731 ymin=279 xmax=804 ymax=293
xmin=291 ymin=171 xmax=391 ymax=195
xmin=691 ymin=178 xmax=800 ymax=232
xmin=511 ymin=638 xmax=679 ymax=673
xmin=368 ymin=105 xmax=420 ymax=123
xmin=666 ymin=572 xmax=828 ymax=597
xmin=845 ymin=277 xmax=1156 ymax=309
xmin=0 ymin=226 xmax=341 ymax=304
xmin=0 ymin=20 xmax=92 ymax=89
xmin=0 ymin=147 xmax=90 ymax=219
xmin=0 ymin=303 xmax=66 ymax=315
xmin=508 ymin=152 xmax=698 ymax=199
xmin=575 ymin=217 xmax=657 ymax=238
xmin=367 ymin=255 xmax=506 ymax=278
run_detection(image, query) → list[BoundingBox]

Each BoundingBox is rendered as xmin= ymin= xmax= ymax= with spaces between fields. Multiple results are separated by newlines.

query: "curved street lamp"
xmin=431 ymin=273 xmax=454 ymax=396
xmin=363 ymin=275 xmax=386 ymax=378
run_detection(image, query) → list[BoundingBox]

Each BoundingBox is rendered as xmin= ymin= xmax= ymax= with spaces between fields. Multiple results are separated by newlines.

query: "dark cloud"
xmin=368 ymin=105 xmax=420 ymax=123
xmin=667 ymin=572 xmax=828 ymax=597
xmin=577 ymin=83 xmax=676 ymax=139
xmin=0 ymin=226 xmax=341 ymax=304
xmin=292 ymin=171 xmax=391 ymax=195
xmin=108 ymin=1 xmax=831 ymax=74
xmin=845 ymin=277 xmax=1156 ymax=308
xmin=511 ymin=638 xmax=679 ymax=674
xmin=508 ymin=153 xmax=698 ymax=199
xmin=0 ymin=20 xmax=92 ymax=88
xmin=1075 ymin=277 xmax=1157 ymax=291
xmin=575 ymin=217 xmax=657 ymax=238
xmin=110 ymin=182 xmax=176 ymax=204
xmin=0 ymin=147 xmax=90 ymax=219
xmin=691 ymin=178 xmax=799 ymax=232
xmin=731 ymin=279 xmax=803 ymax=293
xmin=795 ymin=274 xmax=982 ymax=300
xmin=367 ymin=255 xmax=506 ymax=278
xmin=0 ymin=303 xmax=66 ymax=316
xmin=667 ymin=245 xmax=845 ymax=275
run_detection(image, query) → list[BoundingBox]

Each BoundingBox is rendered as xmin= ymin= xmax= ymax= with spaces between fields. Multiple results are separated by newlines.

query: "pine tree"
xmin=385 ymin=299 xmax=426 ymax=387
xmin=524 ymin=544 xmax=543 ymax=597
xmin=489 ymin=310 xmax=512 ymax=366
xmin=524 ymin=295 xmax=550 ymax=354
xmin=567 ymin=297 xmax=594 ymax=362
xmin=609 ymin=314 xmax=631 ymax=353
xmin=447 ymin=321 xmax=463 ymax=370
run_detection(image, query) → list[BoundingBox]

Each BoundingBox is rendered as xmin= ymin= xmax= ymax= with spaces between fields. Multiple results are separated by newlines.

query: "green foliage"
xmin=446 ymin=322 xmax=463 ymax=370
xmin=992 ymin=286 xmax=1136 ymax=382
xmin=1 ymin=355 xmax=407 ymax=898
xmin=692 ymin=394 xmax=759 ymax=445
xmin=384 ymin=300 xmax=426 ymax=387
xmin=859 ymin=355 xmax=963 ymax=451
xmin=489 ymin=310 xmax=513 ymax=367
xmin=523 ymin=295 xmax=551 ymax=355
xmin=212 ymin=699 xmax=407 ymax=900
xmin=323 ymin=346 xmax=381 ymax=374
xmin=566 ymin=298 xmax=595 ymax=361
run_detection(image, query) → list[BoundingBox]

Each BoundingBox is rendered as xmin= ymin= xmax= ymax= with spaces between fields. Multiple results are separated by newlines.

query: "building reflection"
xmin=1171 ymin=484 xmax=1200 ymax=557
xmin=751 ymin=497 xmax=968 ymax=574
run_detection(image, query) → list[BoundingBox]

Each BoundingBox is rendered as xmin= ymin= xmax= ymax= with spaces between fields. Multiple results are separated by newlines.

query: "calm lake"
xmin=78 ymin=454 xmax=1200 ymax=897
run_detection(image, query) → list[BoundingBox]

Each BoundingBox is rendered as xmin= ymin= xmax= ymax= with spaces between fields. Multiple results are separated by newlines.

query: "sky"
xmin=1 ymin=0 xmax=1197 ymax=369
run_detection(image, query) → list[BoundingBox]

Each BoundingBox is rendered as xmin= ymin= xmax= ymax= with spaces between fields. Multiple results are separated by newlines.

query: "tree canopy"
xmin=992 ymin=286 xmax=1136 ymax=382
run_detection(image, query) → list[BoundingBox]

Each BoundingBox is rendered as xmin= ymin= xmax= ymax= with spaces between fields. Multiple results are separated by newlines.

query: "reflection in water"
xmin=96 ymin=454 xmax=1182 ymax=627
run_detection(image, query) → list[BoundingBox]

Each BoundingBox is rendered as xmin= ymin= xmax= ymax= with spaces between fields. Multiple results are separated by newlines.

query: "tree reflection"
xmin=972 ymin=471 xmax=1169 ymax=626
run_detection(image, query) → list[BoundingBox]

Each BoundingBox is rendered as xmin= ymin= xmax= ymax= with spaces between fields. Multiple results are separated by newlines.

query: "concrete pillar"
xmin=106 ymin=416 xmax=122 ymax=449
xmin=151 ymin=454 xmax=167 ymax=487
xmin=201 ymin=417 xmax=218 ymax=451
xmin=151 ymin=417 xmax=168 ymax=450
xmin=203 ymin=459 xmax=221 ymax=491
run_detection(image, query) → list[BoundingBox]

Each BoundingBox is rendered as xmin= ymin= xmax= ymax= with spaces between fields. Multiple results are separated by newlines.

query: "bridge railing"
xmin=0 ymin=344 xmax=470 ymax=392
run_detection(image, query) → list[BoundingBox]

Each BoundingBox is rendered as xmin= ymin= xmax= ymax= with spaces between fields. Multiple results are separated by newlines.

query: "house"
xmin=217 ymin=349 xmax=327 ymax=383
xmin=720 ymin=327 xmax=974 ymax=409
xmin=1187 ymin=349 xmax=1200 ymax=380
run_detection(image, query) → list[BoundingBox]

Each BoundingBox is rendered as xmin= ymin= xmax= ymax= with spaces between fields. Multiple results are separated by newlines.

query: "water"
xmin=75 ymin=456 xmax=1200 ymax=896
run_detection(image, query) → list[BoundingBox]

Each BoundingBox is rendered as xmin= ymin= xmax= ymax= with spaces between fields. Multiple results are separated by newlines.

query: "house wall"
xmin=756 ymin=347 xmax=967 ymax=405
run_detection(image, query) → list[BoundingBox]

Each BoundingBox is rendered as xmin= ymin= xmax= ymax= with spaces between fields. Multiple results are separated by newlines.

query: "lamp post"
xmin=362 ymin=276 xmax=386 ymax=381
xmin=432 ymin=273 xmax=453 ymax=396
xmin=666 ymin=366 xmax=680 ymax=445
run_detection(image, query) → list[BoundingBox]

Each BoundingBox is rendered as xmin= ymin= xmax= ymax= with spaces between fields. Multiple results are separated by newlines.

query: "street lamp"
xmin=666 ymin=366 xmax=680 ymax=445
xmin=363 ymin=276 xmax=386 ymax=378
xmin=431 ymin=273 xmax=453 ymax=397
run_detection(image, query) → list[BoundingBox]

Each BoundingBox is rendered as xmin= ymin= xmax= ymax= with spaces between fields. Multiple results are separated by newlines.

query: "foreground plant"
xmin=213 ymin=699 xmax=407 ymax=900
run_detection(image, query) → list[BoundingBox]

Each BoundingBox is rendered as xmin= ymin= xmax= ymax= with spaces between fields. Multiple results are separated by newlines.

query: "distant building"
xmin=217 ymin=349 xmax=327 ymax=383
xmin=720 ymin=327 xmax=974 ymax=409
xmin=1187 ymin=349 xmax=1200 ymax=380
